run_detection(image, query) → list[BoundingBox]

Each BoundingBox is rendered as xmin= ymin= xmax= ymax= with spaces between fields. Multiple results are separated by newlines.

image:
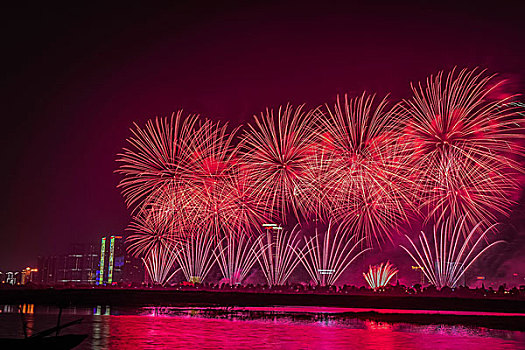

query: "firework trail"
xmin=215 ymin=232 xmax=259 ymax=285
xmin=241 ymin=104 xmax=319 ymax=221
xmin=318 ymin=93 xmax=413 ymax=245
xmin=363 ymin=262 xmax=398 ymax=290
xmin=127 ymin=207 xmax=183 ymax=285
xmin=255 ymin=225 xmax=303 ymax=286
xmin=127 ymin=207 xmax=181 ymax=258
xmin=298 ymin=221 xmax=371 ymax=286
xmin=400 ymin=68 xmax=525 ymax=228
xmin=143 ymin=243 xmax=180 ymax=286
xmin=400 ymin=216 xmax=505 ymax=289
xmin=175 ymin=232 xmax=217 ymax=283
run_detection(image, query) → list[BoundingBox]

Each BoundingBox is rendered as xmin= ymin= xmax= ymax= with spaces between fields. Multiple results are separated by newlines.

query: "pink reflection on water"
xmin=234 ymin=306 xmax=525 ymax=317
xmin=90 ymin=315 xmax=525 ymax=350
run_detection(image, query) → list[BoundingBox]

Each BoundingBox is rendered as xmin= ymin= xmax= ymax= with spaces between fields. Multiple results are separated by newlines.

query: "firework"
xmin=255 ymin=225 xmax=303 ymax=286
xmin=400 ymin=217 xmax=505 ymax=289
xmin=127 ymin=207 xmax=181 ymax=258
xmin=117 ymin=68 xmax=524 ymax=286
xmin=241 ymin=104 xmax=319 ymax=220
xmin=400 ymin=68 xmax=525 ymax=227
xmin=210 ymin=171 xmax=273 ymax=235
xmin=215 ymin=232 xmax=259 ymax=285
xmin=181 ymin=118 xmax=272 ymax=236
xmin=363 ymin=262 xmax=398 ymax=290
xmin=298 ymin=221 xmax=371 ymax=286
xmin=419 ymin=149 xmax=517 ymax=227
xmin=175 ymin=232 xmax=217 ymax=283
xmin=294 ymin=142 xmax=339 ymax=218
xmin=318 ymin=93 xmax=413 ymax=245
xmin=143 ymin=243 xmax=180 ymax=286
xmin=127 ymin=207 xmax=182 ymax=285
xmin=116 ymin=110 xmax=200 ymax=210
xmin=118 ymin=112 xmax=251 ymax=236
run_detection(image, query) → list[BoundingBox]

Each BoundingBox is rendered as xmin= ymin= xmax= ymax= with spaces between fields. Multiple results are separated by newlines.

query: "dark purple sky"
xmin=2 ymin=1 xmax=525 ymax=273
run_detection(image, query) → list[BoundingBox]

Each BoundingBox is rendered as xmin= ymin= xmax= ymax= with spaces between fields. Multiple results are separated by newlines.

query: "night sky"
xmin=2 ymin=1 xmax=525 ymax=278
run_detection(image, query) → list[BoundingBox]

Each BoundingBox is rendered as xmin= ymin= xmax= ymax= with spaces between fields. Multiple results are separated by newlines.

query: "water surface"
xmin=1 ymin=305 xmax=523 ymax=349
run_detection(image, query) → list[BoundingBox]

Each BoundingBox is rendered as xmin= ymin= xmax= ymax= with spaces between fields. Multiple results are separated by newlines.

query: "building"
xmin=4 ymin=271 xmax=20 ymax=285
xmin=37 ymin=244 xmax=99 ymax=285
xmin=97 ymin=235 xmax=124 ymax=285
xmin=21 ymin=267 xmax=38 ymax=284
xmin=37 ymin=255 xmax=58 ymax=285
xmin=97 ymin=235 xmax=144 ymax=285
xmin=33 ymin=235 xmax=143 ymax=286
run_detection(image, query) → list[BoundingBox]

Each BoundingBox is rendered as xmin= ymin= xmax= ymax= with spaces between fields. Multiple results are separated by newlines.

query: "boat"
xmin=0 ymin=306 xmax=88 ymax=349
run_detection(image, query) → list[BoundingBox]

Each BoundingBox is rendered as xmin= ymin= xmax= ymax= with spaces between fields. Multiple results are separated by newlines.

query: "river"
xmin=0 ymin=305 xmax=524 ymax=349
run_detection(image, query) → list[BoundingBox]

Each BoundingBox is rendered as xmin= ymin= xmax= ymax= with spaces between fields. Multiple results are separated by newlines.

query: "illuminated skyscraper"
xmin=97 ymin=235 xmax=125 ymax=285
xmin=96 ymin=235 xmax=144 ymax=285
xmin=21 ymin=267 xmax=38 ymax=284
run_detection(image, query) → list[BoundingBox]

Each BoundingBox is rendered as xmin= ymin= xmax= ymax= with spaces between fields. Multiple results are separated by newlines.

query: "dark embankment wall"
xmin=1 ymin=288 xmax=525 ymax=313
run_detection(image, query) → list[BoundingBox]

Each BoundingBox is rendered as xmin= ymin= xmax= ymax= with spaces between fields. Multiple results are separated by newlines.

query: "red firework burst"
xmin=127 ymin=207 xmax=181 ymax=258
xmin=116 ymin=110 xmax=199 ymax=210
xmin=240 ymin=104 xmax=319 ymax=221
xmin=400 ymin=68 xmax=525 ymax=227
xmin=318 ymin=93 xmax=413 ymax=245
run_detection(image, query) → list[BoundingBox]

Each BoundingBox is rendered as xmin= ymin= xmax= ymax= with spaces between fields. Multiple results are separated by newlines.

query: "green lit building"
xmin=97 ymin=235 xmax=125 ymax=285
xmin=96 ymin=235 xmax=144 ymax=286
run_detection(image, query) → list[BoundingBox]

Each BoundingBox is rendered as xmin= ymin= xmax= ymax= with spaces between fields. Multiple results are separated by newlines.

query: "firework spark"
xmin=241 ymin=105 xmax=319 ymax=221
xmin=400 ymin=68 xmax=525 ymax=227
xmin=400 ymin=217 xmax=505 ymax=289
xmin=298 ymin=221 xmax=371 ymax=286
xmin=127 ymin=208 xmax=181 ymax=258
xmin=143 ymin=243 xmax=180 ymax=286
xmin=363 ymin=262 xmax=398 ymax=290
xmin=318 ymin=93 xmax=413 ymax=245
xmin=215 ymin=232 xmax=259 ymax=285
xmin=116 ymin=110 xmax=199 ymax=210
xmin=175 ymin=232 xmax=217 ymax=283
xmin=255 ymin=225 xmax=303 ymax=287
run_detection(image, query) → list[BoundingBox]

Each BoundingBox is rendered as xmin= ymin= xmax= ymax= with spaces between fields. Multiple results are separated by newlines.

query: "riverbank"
xmin=1 ymin=287 xmax=524 ymax=313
